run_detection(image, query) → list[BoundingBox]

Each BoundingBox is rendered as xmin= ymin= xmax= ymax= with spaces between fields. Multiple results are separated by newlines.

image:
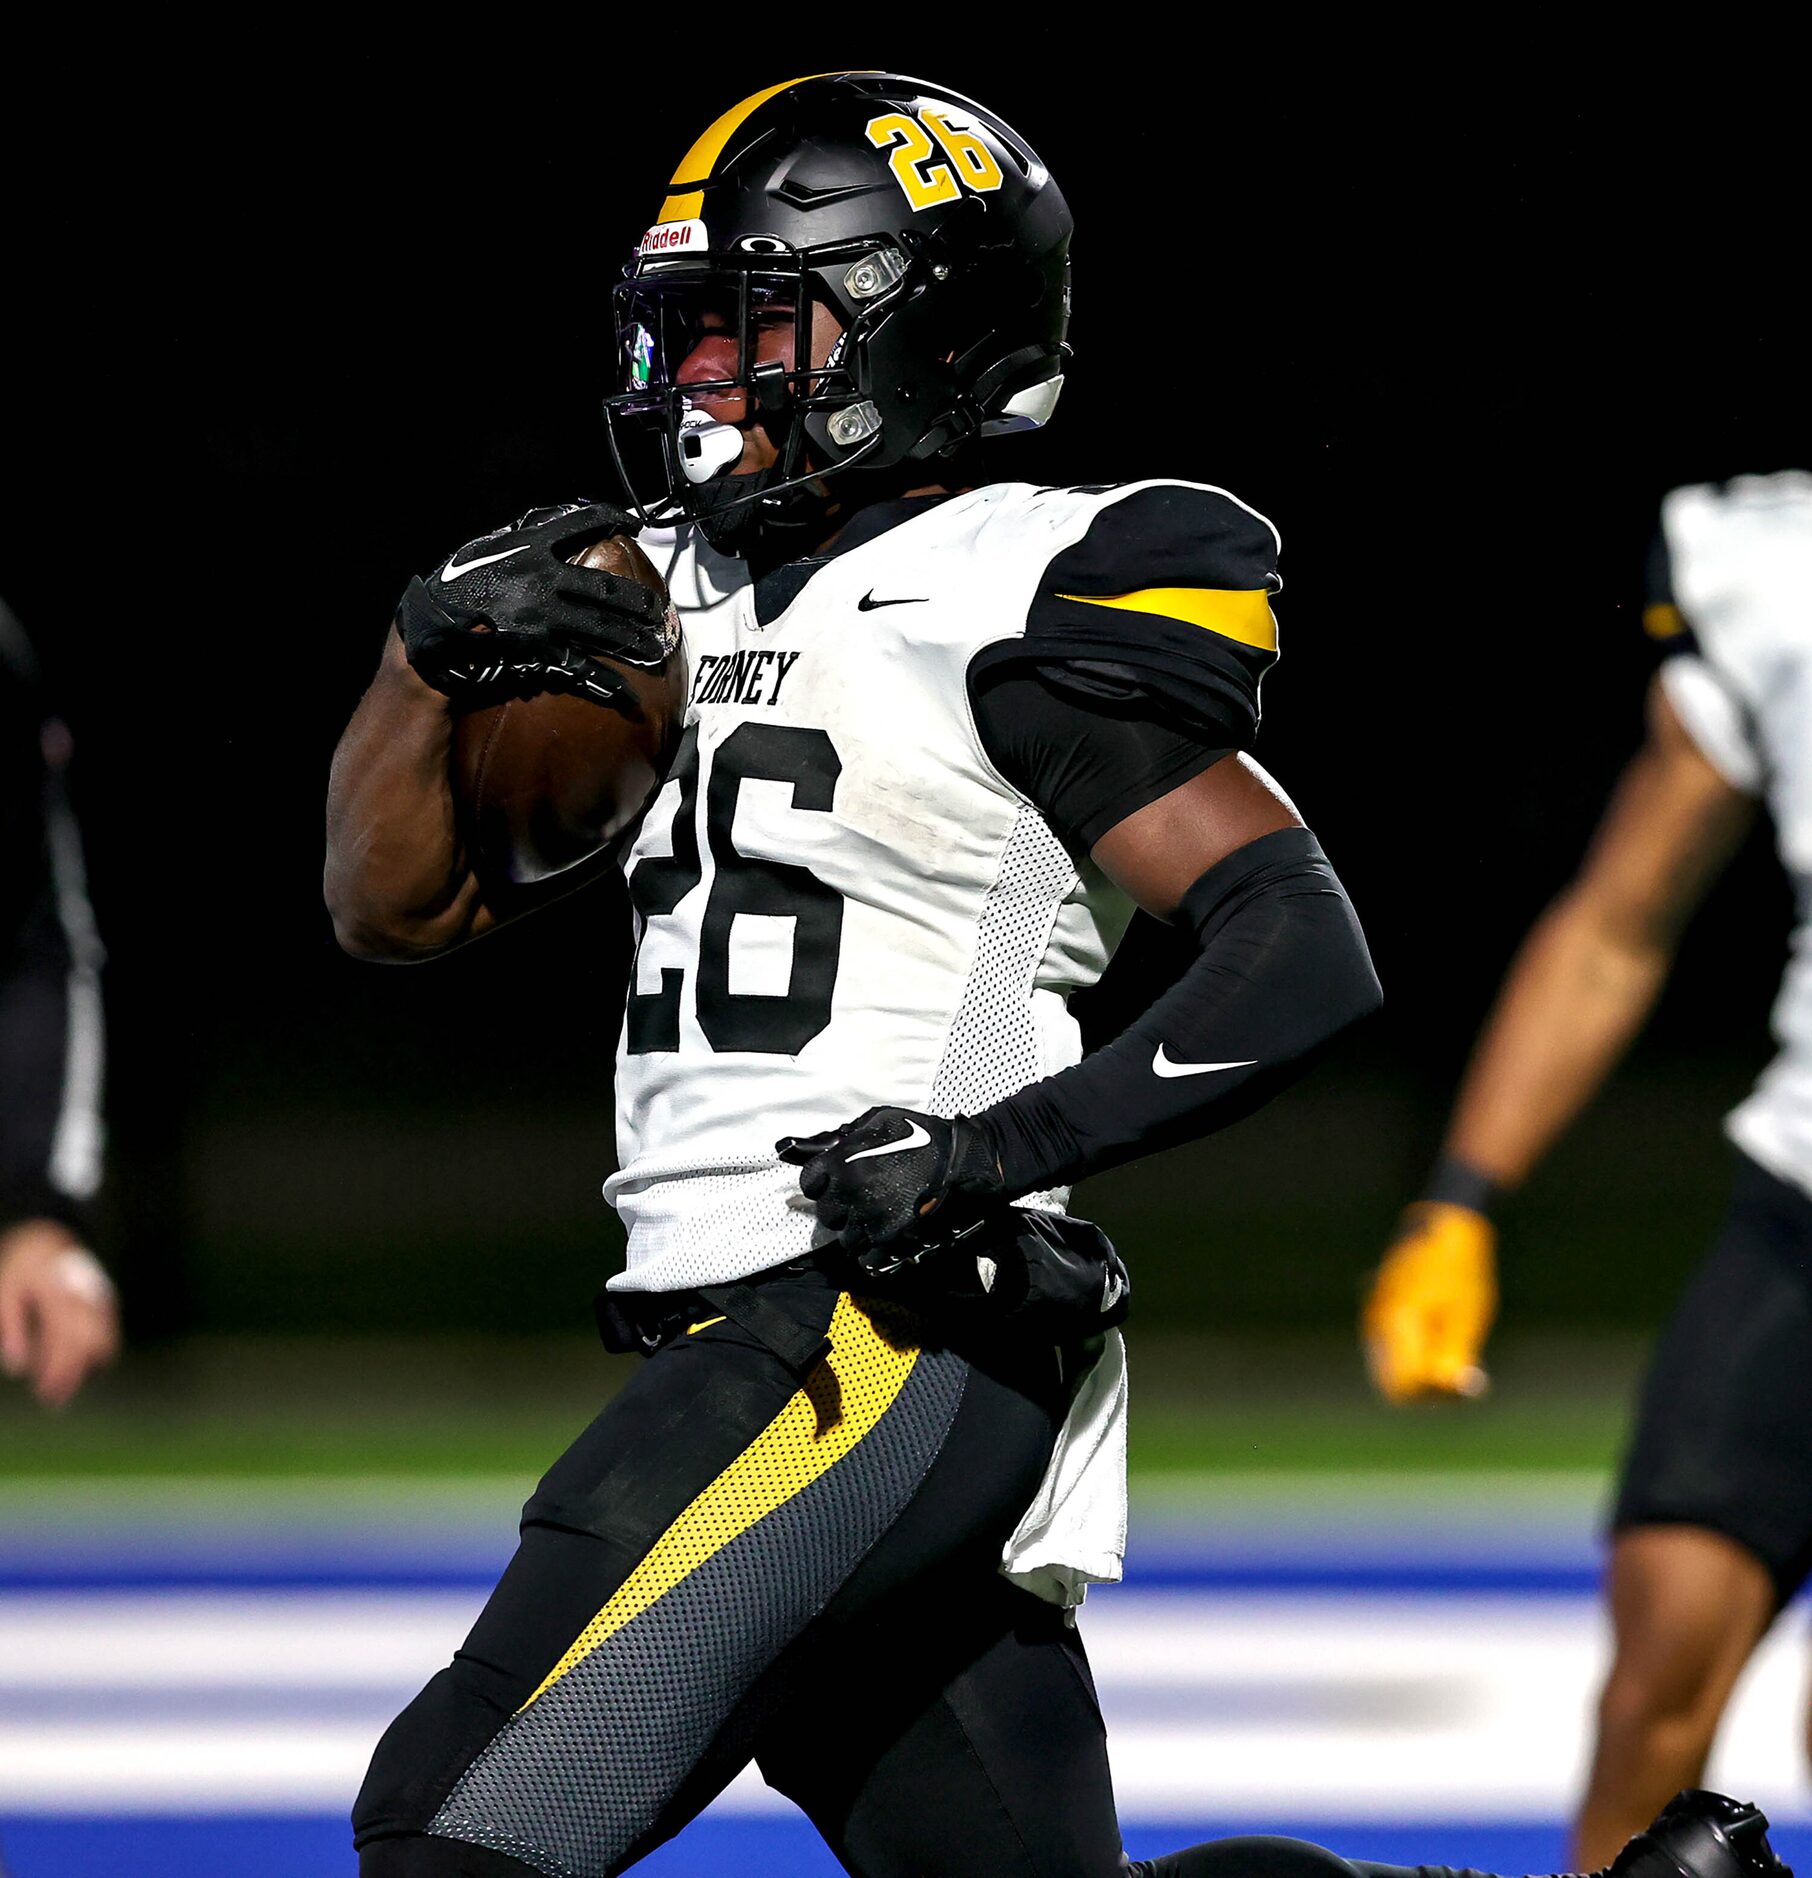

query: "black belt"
xmin=597 ymin=1210 xmax=1129 ymax=1374
xmin=595 ymin=1258 xmax=832 ymax=1378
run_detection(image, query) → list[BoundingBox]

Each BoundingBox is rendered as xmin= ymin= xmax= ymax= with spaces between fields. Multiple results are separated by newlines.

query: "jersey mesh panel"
xmin=429 ymin=1295 xmax=968 ymax=1878
xmin=601 ymin=1158 xmax=819 ymax=1291
xmin=929 ymin=803 xmax=1078 ymax=1212
xmin=606 ymin=806 xmax=1082 ymax=1288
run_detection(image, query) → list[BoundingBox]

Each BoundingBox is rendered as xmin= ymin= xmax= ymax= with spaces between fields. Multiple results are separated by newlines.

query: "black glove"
xmin=776 ymin=1107 xmax=1006 ymax=1274
xmin=397 ymin=500 xmax=675 ymax=706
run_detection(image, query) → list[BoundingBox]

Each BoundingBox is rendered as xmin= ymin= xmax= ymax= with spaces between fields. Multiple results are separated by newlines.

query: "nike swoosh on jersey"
xmin=845 ymin=1119 xmax=932 ymax=1160
xmin=686 ymin=1315 xmax=727 ymax=1335
xmin=857 ymin=591 xmax=928 ymax=611
xmin=443 ymin=544 xmax=532 ymax=582
xmin=1151 ymin=1045 xmax=1258 ymax=1079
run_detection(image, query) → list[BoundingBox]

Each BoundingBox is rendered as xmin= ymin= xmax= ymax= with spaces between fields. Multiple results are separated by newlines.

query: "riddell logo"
xmin=639 ymin=218 xmax=707 ymax=255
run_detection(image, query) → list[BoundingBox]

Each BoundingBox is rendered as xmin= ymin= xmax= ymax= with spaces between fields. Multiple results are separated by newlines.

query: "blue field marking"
xmin=12 ymin=1485 xmax=1807 ymax=1872
xmin=0 ymin=1814 xmax=355 ymax=1878
xmin=0 ymin=1816 xmax=1574 ymax=1878
xmin=0 ymin=1552 xmax=1606 ymax=1596
xmin=1123 ymin=1559 xmax=1605 ymax=1595
xmin=6 ymin=1815 xmax=1807 ymax=1878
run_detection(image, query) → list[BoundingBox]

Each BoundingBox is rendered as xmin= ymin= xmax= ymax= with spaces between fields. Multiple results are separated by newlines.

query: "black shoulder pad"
xmin=1009 ymin=483 xmax=1281 ymax=746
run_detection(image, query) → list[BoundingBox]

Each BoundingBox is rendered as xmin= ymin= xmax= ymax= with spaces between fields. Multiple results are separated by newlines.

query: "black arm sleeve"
xmin=969 ymin=664 xmax=1234 ymax=859
xmin=974 ymin=828 xmax=1381 ymax=1193
xmin=1 ymin=612 xmax=104 ymax=1236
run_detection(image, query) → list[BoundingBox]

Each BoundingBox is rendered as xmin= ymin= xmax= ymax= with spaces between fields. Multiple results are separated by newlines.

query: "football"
xmin=451 ymin=534 xmax=687 ymax=886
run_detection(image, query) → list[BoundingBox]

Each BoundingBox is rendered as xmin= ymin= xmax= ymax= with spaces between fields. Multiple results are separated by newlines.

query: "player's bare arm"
xmin=1091 ymin=749 xmax=1304 ymax=916
xmin=1445 ymin=677 xmax=1754 ymax=1183
xmin=325 ymin=627 xmax=489 ymax=959
xmin=326 ymin=506 xmax=677 ymax=960
xmin=1365 ymin=673 xmax=1758 ymax=1401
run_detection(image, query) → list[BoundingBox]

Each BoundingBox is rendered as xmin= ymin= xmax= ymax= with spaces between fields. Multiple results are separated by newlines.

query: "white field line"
xmin=1083 ymin=1593 xmax=1809 ymax=1820
xmin=0 ymin=1592 xmax=481 ymax=1688
xmin=0 ymin=1589 xmax=1807 ymax=1820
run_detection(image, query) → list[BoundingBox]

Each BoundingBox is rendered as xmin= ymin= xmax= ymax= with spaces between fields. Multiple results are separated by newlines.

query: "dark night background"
xmin=2 ymin=54 xmax=1803 ymax=1348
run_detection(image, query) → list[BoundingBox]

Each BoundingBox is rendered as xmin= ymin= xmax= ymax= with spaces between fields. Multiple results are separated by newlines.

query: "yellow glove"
xmin=1362 ymin=1202 xmax=1498 ymax=1403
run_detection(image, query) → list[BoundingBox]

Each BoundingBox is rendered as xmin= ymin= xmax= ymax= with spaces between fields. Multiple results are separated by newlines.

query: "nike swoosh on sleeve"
xmin=845 ymin=1119 xmax=932 ymax=1161
xmin=1152 ymin=1045 xmax=1258 ymax=1079
xmin=442 ymin=544 xmax=533 ymax=582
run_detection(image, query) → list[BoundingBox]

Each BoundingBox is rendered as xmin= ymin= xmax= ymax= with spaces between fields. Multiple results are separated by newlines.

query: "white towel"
xmin=998 ymin=1329 xmax=1129 ymax=1610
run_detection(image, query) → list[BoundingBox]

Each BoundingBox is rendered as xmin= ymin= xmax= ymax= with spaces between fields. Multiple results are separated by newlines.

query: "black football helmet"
xmin=603 ymin=72 xmax=1071 ymax=554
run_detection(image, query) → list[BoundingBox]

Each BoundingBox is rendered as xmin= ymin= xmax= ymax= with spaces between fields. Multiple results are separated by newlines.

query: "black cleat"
xmin=1604 ymin=1791 xmax=1790 ymax=1878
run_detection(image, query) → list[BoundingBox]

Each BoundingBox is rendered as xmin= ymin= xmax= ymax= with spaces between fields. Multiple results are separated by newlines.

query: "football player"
xmin=0 ymin=601 xmax=116 ymax=1408
xmin=326 ymin=74 xmax=1778 ymax=1878
xmin=1363 ymin=471 xmax=1812 ymax=1864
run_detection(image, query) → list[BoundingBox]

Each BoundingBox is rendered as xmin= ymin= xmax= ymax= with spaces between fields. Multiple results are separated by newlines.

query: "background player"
xmin=1363 ymin=471 xmax=1812 ymax=1863
xmin=0 ymin=600 xmax=116 ymax=1408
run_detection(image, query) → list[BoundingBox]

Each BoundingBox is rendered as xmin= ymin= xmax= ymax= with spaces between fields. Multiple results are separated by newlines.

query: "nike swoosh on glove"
xmin=397 ymin=500 xmax=675 ymax=705
xmin=776 ymin=1107 xmax=1005 ymax=1273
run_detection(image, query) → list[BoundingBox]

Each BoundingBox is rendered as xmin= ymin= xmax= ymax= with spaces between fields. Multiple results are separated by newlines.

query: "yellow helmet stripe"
xmin=656 ymin=71 xmax=871 ymax=223
xmin=1056 ymin=586 xmax=1279 ymax=654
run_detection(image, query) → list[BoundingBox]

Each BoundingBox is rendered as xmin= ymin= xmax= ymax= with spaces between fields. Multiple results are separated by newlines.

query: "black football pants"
xmin=1612 ymin=1149 xmax=1812 ymax=1603
xmin=353 ymin=1266 xmax=1593 ymax=1878
xmin=353 ymin=1268 xmax=1125 ymax=1876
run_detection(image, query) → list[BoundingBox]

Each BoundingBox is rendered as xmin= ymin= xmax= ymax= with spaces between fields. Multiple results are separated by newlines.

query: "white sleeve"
xmin=1659 ymin=654 xmax=1764 ymax=796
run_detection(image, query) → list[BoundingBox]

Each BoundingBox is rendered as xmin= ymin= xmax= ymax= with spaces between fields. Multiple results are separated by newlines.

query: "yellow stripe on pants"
xmin=519 ymin=1293 xmax=917 ymax=1711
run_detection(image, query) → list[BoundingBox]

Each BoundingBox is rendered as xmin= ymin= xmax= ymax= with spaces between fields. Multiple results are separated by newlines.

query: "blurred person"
xmin=1363 ymin=471 xmax=1812 ymax=1862
xmin=327 ymin=74 xmax=1774 ymax=1878
xmin=0 ymin=600 xmax=116 ymax=1406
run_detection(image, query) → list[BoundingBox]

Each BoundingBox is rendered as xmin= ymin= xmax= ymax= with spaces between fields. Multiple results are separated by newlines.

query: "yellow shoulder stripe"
xmin=1055 ymin=586 xmax=1278 ymax=654
xmin=658 ymin=72 xmax=869 ymax=223
xmin=518 ymin=1293 xmax=916 ymax=1712
xmin=1643 ymin=601 xmax=1687 ymax=640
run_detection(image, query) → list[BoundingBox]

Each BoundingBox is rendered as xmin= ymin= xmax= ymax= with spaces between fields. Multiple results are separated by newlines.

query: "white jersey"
xmin=604 ymin=480 xmax=1280 ymax=1607
xmin=606 ymin=479 xmax=1279 ymax=1292
xmin=608 ymin=488 xmax=1126 ymax=1292
xmin=1657 ymin=471 xmax=1812 ymax=1196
